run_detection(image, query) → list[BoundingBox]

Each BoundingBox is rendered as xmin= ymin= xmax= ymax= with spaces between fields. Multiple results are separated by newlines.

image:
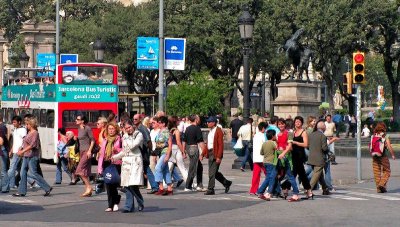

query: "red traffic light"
xmin=354 ymin=53 xmax=364 ymax=63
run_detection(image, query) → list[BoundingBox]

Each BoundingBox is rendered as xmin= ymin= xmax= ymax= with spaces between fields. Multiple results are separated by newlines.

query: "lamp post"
xmin=93 ymin=39 xmax=105 ymax=62
xmin=19 ymin=52 xmax=30 ymax=68
xmin=238 ymin=7 xmax=255 ymax=121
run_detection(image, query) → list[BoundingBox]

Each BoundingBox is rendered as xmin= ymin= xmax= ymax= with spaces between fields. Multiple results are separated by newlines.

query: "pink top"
xmin=97 ymin=135 xmax=122 ymax=174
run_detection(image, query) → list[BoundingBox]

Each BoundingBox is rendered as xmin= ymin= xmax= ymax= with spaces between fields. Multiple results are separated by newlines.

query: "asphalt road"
xmin=1 ymin=160 xmax=400 ymax=226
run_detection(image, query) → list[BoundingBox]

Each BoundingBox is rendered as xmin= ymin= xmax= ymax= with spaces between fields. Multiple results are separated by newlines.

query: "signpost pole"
xmin=158 ymin=0 xmax=165 ymax=112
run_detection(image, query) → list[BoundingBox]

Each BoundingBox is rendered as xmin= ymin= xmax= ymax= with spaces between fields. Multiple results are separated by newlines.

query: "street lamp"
xmin=19 ymin=52 xmax=30 ymax=68
xmin=238 ymin=7 xmax=255 ymax=121
xmin=93 ymin=39 xmax=105 ymax=62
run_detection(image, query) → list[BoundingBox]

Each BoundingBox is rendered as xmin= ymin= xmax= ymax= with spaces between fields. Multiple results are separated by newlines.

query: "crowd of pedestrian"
xmin=0 ymin=109 xmax=396 ymax=213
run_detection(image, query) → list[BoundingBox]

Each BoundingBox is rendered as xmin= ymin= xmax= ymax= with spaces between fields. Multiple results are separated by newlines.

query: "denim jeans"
xmin=55 ymin=157 xmax=72 ymax=183
xmin=241 ymin=140 xmax=253 ymax=170
xmin=231 ymin=138 xmax=238 ymax=150
xmin=324 ymin=161 xmax=333 ymax=190
xmin=257 ymin=163 xmax=277 ymax=195
xmin=282 ymin=158 xmax=299 ymax=194
xmin=124 ymin=185 xmax=144 ymax=212
xmin=170 ymin=166 xmax=182 ymax=182
xmin=6 ymin=154 xmax=21 ymax=190
xmin=154 ymin=153 xmax=172 ymax=185
xmin=0 ymin=148 xmax=9 ymax=191
xmin=145 ymin=165 xmax=158 ymax=191
xmin=19 ymin=156 xmax=51 ymax=195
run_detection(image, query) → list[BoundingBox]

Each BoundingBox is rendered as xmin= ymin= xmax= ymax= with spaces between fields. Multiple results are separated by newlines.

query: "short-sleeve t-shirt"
xmin=155 ymin=128 xmax=170 ymax=155
xmin=260 ymin=140 xmax=277 ymax=164
xmin=183 ymin=125 xmax=203 ymax=145
xmin=230 ymin=118 xmax=244 ymax=139
xmin=12 ymin=127 xmax=27 ymax=154
xmin=22 ymin=130 xmax=40 ymax=157
xmin=78 ymin=126 xmax=94 ymax=152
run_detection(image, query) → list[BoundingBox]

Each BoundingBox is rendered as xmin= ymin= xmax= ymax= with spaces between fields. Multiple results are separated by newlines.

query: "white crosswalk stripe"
xmin=329 ymin=194 xmax=368 ymax=201
xmin=337 ymin=190 xmax=400 ymax=201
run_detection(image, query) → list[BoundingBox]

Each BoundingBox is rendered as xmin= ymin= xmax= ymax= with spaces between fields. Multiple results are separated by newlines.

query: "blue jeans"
xmin=324 ymin=161 xmax=333 ymax=190
xmin=241 ymin=141 xmax=253 ymax=170
xmin=281 ymin=158 xmax=299 ymax=194
xmin=257 ymin=163 xmax=277 ymax=195
xmin=6 ymin=154 xmax=21 ymax=190
xmin=55 ymin=156 xmax=72 ymax=183
xmin=171 ymin=166 xmax=182 ymax=182
xmin=0 ymin=148 xmax=9 ymax=191
xmin=19 ymin=156 xmax=51 ymax=195
xmin=145 ymin=165 xmax=158 ymax=191
xmin=154 ymin=154 xmax=172 ymax=185
xmin=124 ymin=186 xmax=144 ymax=212
xmin=231 ymin=138 xmax=238 ymax=149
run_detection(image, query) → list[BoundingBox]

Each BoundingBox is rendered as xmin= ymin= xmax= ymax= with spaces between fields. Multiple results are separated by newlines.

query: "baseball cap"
xmin=206 ymin=116 xmax=218 ymax=123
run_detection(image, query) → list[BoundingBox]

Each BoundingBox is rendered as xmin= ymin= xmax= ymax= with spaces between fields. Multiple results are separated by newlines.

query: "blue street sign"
xmin=137 ymin=37 xmax=159 ymax=70
xmin=37 ymin=53 xmax=56 ymax=76
xmin=60 ymin=54 xmax=79 ymax=72
xmin=164 ymin=38 xmax=186 ymax=70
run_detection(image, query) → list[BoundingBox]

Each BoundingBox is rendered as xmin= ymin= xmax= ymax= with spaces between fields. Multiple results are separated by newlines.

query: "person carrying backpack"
xmin=370 ymin=122 xmax=395 ymax=193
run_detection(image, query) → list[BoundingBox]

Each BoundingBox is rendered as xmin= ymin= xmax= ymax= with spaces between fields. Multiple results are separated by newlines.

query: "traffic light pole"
xmin=356 ymin=84 xmax=362 ymax=181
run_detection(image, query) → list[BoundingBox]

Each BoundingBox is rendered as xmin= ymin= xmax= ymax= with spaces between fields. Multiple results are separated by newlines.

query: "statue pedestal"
xmin=272 ymin=81 xmax=321 ymax=119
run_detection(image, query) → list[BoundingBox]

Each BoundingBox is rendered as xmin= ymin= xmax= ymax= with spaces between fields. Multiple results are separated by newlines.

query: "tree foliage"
xmin=166 ymin=72 xmax=232 ymax=116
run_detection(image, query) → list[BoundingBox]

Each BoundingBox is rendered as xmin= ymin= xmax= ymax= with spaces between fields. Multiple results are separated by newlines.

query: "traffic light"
xmin=343 ymin=72 xmax=353 ymax=94
xmin=352 ymin=51 xmax=365 ymax=84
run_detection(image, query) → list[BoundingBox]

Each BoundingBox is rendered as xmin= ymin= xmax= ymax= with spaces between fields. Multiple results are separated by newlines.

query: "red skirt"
xmin=75 ymin=151 xmax=92 ymax=177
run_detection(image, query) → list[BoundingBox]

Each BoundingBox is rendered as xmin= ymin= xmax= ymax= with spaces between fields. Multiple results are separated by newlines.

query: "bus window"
xmin=47 ymin=110 xmax=54 ymax=128
xmin=40 ymin=109 xmax=47 ymax=127
xmin=6 ymin=108 xmax=13 ymax=123
xmin=13 ymin=109 xmax=20 ymax=117
xmin=62 ymin=66 xmax=114 ymax=85
xmin=19 ymin=108 xmax=31 ymax=118
xmin=32 ymin=109 xmax=40 ymax=122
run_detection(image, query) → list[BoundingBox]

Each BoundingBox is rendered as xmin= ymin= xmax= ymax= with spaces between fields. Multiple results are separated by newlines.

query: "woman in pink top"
xmin=97 ymin=122 xmax=123 ymax=212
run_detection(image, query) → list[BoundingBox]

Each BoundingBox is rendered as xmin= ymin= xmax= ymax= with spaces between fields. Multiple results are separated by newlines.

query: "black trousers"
xmin=292 ymin=158 xmax=311 ymax=190
xmin=104 ymin=162 xmax=121 ymax=208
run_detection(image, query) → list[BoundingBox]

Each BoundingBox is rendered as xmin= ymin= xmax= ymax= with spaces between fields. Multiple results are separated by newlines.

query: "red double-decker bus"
xmin=1 ymin=63 xmax=119 ymax=160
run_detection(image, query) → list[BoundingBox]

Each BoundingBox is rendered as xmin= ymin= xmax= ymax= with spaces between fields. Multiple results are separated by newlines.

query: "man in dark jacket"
xmin=201 ymin=116 xmax=232 ymax=195
xmin=308 ymin=121 xmax=330 ymax=195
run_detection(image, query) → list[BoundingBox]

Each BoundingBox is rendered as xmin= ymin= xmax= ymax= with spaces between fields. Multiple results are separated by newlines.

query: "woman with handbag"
xmin=112 ymin=120 xmax=145 ymax=213
xmin=55 ymin=128 xmax=73 ymax=185
xmin=237 ymin=118 xmax=254 ymax=171
xmin=74 ymin=115 xmax=95 ymax=197
xmin=168 ymin=116 xmax=187 ymax=186
xmin=97 ymin=122 xmax=123 ymax=212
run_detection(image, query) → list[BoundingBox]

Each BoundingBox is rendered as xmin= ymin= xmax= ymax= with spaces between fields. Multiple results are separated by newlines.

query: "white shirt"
xmin=252 ymin=131 xmax=266 ymax=163
xmin=177 ymin=121 xmax=185 ymax=133
xmin=362 ymin=128 xmax=370 ymax=137
xmin=207 ymin=127 xmax=216 ymax=149
xmin=237 ymin=123 xmax=252 ymax=141
xmin=150 ymin=128 xmax=159 ymax=151
xmin=324 ymin=121 xmax=335 ymax=137
xmin=12 ymin=127 xmax=27 ymax=154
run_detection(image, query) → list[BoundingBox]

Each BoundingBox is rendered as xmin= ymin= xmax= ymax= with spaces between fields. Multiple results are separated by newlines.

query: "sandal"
xmin=288 ymin=197 xmax=300 ymax=202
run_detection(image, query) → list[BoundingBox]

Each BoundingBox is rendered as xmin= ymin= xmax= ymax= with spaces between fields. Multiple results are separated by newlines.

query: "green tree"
xmin=166 ymin=72 xmax=232 ymax=116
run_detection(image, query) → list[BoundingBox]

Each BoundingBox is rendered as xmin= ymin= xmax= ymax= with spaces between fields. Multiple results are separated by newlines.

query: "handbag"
xmin=103 ymin=164 xmax=121 ymax=185
xmin=233 ymin=137 xmax=244 ymax=157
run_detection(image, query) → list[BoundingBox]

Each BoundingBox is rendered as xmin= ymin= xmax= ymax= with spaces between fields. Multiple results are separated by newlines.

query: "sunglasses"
xmin=76 ymin=118 xmax=82 ymax=121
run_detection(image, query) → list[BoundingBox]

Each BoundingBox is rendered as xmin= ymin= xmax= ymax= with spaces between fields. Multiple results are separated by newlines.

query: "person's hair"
xmin=188 ymin=114 xmax=197 ymax=122
xmin=142 ymin=117 xmax=150 ymax=128
xmin=326 ymin=114 xmax=332 ymax=119
xmin=123 ymin=119 xmax=135 ymax=127
xmin=168 ymin=116 xmax=179 ymax=130
xmin=119 ymin=112 xmax=130 ymax=121
xmin=258 ymin=122 xmax=268 ymax=131
xmin=266 ymin=129 xmax=276 ymax=140
xmin=270 ymin=116 xmax=279 ymax=124
xmin=155 ymin=111 xmax=165 ymax=117
xmin=24 ymin=113 xmax=34 ymax=120
xmin=105 ymin=122 xmax=120 ymax=137
xmin=374 ymin=122 xmax=387 ymax=134
xmin=12 ymin=115 xmax=22 ymax=122
xmin=107 ymin=112 xmax=116 ymax=122
xmin=316 ymin=120 xmax=326 ymax=131
xmin=257 ymin=117 xmax=265 ymax=124
xmin=277 ymin=118 xmax=286 ymax=125
xmin=98 ymin=117 xmax=108 ymax=125
xmin=66 ymin=131 xmax=75 ymax=138
xmin=158 ymin=116 xmax=168 ymax=125
xmin=78 ymin=115 xmax=88 ymax=124
xmin=307 ymin=116 xmax=316 ymax=128
xmin=294 ymin=116 xmax=304 ymax=125
xmin=27 ymin=117 xmax=38 ymax=130
xmin=58 ymin=127 xmax=66 ymax=135
xmin=247 ymin=118 xmax=253 ymax=124
xmin=285 ymin=118 xmax=294 ymax=130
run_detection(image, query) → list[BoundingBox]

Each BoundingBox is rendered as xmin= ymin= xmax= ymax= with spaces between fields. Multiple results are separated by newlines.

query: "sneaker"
xmin=224 ymin=181 xmax=232 ymax=193
xmin=184 ymin=188 xmax=193 ymax=192
xmin=204 ymin=190 xmax=215 ymax=195
xmin=113 ymin=204 xmax=119 ymax=212
xmin=258 ymin=195 xmax=270 ymax=201
xmin=196 ymin=187 xmax=207 ymax=192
